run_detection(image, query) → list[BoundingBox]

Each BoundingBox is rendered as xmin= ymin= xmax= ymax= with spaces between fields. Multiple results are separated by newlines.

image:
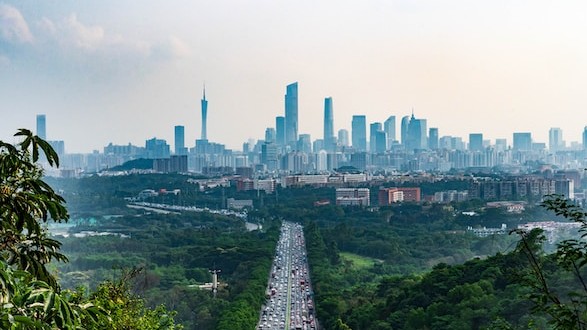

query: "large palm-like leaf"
xmin=0 ymin=260 xmax=103 ymax=329
xmin=1 ymin=129 xmax=179 ymax=329
xmin=1 ymin=129 xmax=68 ymax=288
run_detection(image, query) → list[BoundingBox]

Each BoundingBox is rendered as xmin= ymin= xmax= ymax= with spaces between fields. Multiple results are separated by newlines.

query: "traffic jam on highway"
xmin=258 ymin=222 xmax=317 ymax=330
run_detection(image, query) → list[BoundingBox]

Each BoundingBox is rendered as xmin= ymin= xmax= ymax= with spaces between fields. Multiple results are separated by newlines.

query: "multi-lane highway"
xmin=258 ymin=222 xmax=318 ymax=330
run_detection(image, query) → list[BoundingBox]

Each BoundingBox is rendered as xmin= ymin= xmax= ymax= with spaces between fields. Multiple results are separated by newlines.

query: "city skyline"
xmin=26 ymin=109 xmax=587 ymax=155
xmin=2 ymin=1 xmax=587 ymax=152
xmin=8 ymin=81 xmax=587 ymax=154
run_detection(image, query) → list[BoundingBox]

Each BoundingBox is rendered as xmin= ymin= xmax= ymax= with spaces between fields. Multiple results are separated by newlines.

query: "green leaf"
xmin=44 ymin=292 xmax=55 ymax=314
xmin=12 ymin=315 xmax=35 ymax=326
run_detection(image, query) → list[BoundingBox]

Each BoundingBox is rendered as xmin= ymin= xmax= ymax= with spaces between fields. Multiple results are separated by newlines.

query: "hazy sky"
xmin=1 ymin=1 xmax=587 ymax=153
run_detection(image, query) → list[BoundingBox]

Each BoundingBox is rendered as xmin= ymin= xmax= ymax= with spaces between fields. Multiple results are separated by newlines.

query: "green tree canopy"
xmin=0 ymin=129 xmax=180 ymax=329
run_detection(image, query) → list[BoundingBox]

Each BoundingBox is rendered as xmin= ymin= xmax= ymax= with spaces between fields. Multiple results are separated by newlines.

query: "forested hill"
xmin=46 ymin=174 xmax=587 ymax=329
xmin=305 ymin=220 xmax=540 ymax=329
xmin=296 ymin=199 xmax=587 ymax=329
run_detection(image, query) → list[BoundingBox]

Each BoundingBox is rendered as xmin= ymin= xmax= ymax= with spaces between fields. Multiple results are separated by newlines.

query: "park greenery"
xmin=4 ymin=129 xmax=587 ymax=329
xmin=55 ymin=211 xmax=280 ymax=330
xmin=50 ymin=173 xmax=584 ymax=329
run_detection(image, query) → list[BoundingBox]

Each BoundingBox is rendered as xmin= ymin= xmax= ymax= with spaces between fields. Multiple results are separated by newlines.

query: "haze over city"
xmin=2 ymin=1 xmax=587 ymax=153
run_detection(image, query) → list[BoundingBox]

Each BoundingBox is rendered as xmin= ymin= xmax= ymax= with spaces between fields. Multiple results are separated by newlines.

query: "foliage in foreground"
xmin=513 ymin=195 xmax=587 ymax=329
xmin=0 ymin=129 xmax=179 ymax=329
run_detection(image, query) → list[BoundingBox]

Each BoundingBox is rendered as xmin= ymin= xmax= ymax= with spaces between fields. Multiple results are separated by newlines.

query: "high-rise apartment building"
xmin=36 ymin=114 xmax=46 ymax=140
xmin=285 ymin=82 xmax=298 ymax=148
xmin=316 ymin=150 xmax=327 ymax=171
xmin=549 ymin=127 xmax=563 ymax=152
xmin=174 ymin=125 xmax=186 ymax=155
xmin=145 ymin=138 xmax=170 ymax=159
xmin=351 ymin=115 xmax=367 ymax=152
xmin=451 ymin=137 xmax=465 ymax=150
xmin=242 ymin=142 xmax=250 ymax=153
xmin=469 ymin=133 xmax=483 ymax=151
xmin=438 ymin=136 xmax=452 ymax=150
xmin=323 ymin=97 xmax=334 ymax=151
xmin=384 ymin=116 xmax=396 ymax=150
xmin=201 ymin=87 xmax=208 ymax=140
xmin=513 ymin=132 xmax=532 ymax=151
xmin=495 ymin=138 xmax=508 ymax=152
xmin=313 ymin=139 xmax=324 ymax=152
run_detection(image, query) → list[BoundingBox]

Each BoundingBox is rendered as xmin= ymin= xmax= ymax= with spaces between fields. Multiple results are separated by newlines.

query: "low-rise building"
xmin=336 ymin=188 xmax=370 ymax=206
xmin=227 ymin=198 xmax=253 ymax=210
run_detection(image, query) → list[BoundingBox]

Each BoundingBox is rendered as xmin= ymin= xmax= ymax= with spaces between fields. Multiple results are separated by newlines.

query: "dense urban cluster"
xmin=34 ymin=82 xmax=587 ymax=180
xmin=6 ymin=128 xmax=587 ymax=329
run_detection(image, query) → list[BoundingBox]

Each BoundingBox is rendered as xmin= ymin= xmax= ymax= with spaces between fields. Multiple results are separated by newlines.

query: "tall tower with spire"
xmin=201 ymin=86 xmax=208 ymax=140
xmin=405 ymin=110 xmax=427 ymax=151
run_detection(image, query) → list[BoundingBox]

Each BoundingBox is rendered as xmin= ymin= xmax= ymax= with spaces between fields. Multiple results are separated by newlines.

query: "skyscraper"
xmin=374 ymin=130 xmax=387 ymax=154
xmin=370 ymin=122 xmax=382 ymax=153
xmin=428 ymin=128 xmax=439 ymax=150
xmin=469 ymin=133 xmax=483 ymax=151
xmin=549 ymin=127 xmax=563 ymax=152
xmin=513 ymin=132 xmax=532 ymax=151
xmin=418 ymin=119 xmax=428 ymax=149
xmin=297 ymin=134 xmax=311 ymax=153
xmin=313 ymin=139 xmax=324 ymax=152
xmin=48 ymin=140 xmax=64 ymax=157
xmin=401 ymin=115 xmax=410 ymax=146
xmin=351 ymin=115 xmax=367 ymax=152
xmin=338 ymin=129 xmax=349 ymax=147
xmin=405 ymin=113 xmax=427 ymax=150
xmin=174 ymin=125 xmax=186 ymax=155
xmin=36 ymin=114 xmax=46 ymax=140
xmin=383 ymin=116 xmax=396 ymax=150
xmin=285 ymin=82 xmax=298 ymax=148
xmin=265 ymin=128 xmax=276 ymax=144
xmin=261 ymin=142 xmax=278 ymax=170
xmin=276 ymin=116 xmax=285 ymax=146
xmin=323 ymin=97 xmax=334 ymax=151
xmin=316 ymin=150 xmax=327 ymax=171
xmin=495 ymin=138 xmax=508 ymax=152
xmin=201 ymin=87 xmax=208 ymax=140
xmin=583 ymin=127 xmax=587 ymax=150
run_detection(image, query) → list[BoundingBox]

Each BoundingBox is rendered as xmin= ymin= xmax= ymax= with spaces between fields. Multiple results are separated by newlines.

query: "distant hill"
xmin=108 ymin=158 xmax=153 ymax=171
xmin=335 ymin=165 xmax=360 ymax=173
